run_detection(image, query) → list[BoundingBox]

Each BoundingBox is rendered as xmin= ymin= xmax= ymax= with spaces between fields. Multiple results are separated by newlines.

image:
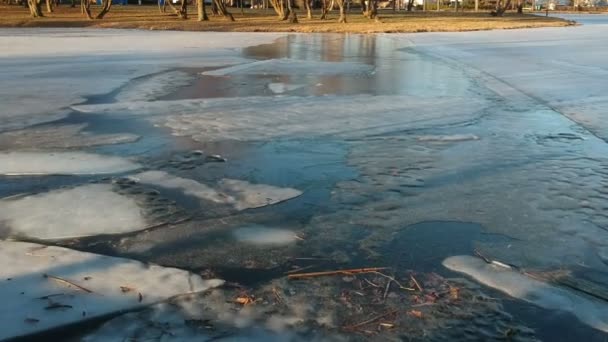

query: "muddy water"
xmin=3 ymin=34 xmax=608 ymax=341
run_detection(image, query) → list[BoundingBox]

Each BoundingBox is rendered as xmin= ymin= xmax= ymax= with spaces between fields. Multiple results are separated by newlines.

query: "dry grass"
xmin=0 ymin=5 xmax=573 ymax=33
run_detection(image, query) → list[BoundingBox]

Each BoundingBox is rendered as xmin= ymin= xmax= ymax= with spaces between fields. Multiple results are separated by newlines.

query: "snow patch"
xmin=233 ymin=225 xmax=298 ymax=245
xmin=442 ymin=255 xmax=608 ymax=333
xmin=128 ymin=171 xmax=302 ymax=210
xmin=0 ymin=151 xmax=140 ymax=176
xmin=0 ymin=240 xmax=224 ymax=341
xmin=0 ymin=184 xmax=146 ymax=240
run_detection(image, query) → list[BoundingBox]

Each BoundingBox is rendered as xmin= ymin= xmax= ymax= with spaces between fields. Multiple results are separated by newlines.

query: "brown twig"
xmin=342 ymin=309 xmax=398 ymax=331
xmin=288 ymin=267 xmax=387 ymax=280
xmin=410 ymin=274 xmax=423 ymax=292
xmin=44 ymin=274 xmax=93 ymax=293
xmin=363 ymin=278 xmax=381 ymax=288
xmin=285 ymin=265 xmax=316 ymax=274
xmin=383 ymin=280 xmax=391 ymax=302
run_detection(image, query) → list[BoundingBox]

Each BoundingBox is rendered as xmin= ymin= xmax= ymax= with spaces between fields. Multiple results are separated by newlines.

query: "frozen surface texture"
xmin=0 ymin=241 xmax=224 ymax=341
xmin=0 ymin=151 xmax=140 ymax=175
xmin=202 ymin=58 xmax=374 ymax=76
xmin=0 ymin=184 xmax=146 ymax=239
xmin=443 ymin=255 xmax=608 ymax=333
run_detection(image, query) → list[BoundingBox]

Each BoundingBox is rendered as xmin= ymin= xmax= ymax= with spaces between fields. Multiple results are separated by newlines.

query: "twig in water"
xmin=370 ymin=271 xmax=415 ymax=291
xmin=363 ymin=278 xmax=381 ymax=288
xmin=342 ymin=309 xmax=398 ymax=331
xmin=410 ymin=274 xmax=423 ymax=292
xmin=288 ymin=267 xmax=387 ymax=280
xmin=44 ymin=274 xmax=93 ymax=293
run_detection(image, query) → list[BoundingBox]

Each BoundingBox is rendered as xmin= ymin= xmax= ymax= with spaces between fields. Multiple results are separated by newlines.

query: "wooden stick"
xmin=287 ymin=267 xmax=387 ymax=280
xmin=342 ymin=309 xmax=398 ymax=331
xmin=44 ymin=274 xmax=93 ymax=293
xmin=285 ymin=264 xmax=316 ymax=274
xmin=410 ymin=274 xmax=423 ymax=292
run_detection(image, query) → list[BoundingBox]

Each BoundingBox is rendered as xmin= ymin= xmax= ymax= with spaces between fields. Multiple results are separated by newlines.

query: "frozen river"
xmin=1 ymin=17 xmax=608 ymax=341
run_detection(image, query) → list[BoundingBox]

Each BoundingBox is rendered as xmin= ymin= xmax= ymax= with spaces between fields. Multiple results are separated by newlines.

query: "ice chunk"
xmin=0 ymin=240 xmax=224 ymax=341
xmin=128 ymin=171 xmax=302 ymax=210
xmin=267 ymin=82 xmax=306 ymax=94
xmin=202 ymin=58 xmax=373 ymax=76
xmin=0 ymin=151 xmax=140 ymax=175
xmin=114 ymin=70 xmax=195 ymax=102
xmin=233 ymin=225 xmax=298 ymax=245
xmin=443 ymin=255 xmax=608 ymax=333
xmin=0 ymin=124 xmax=139 ymax=150
xmin=0 ymin=184 xmax=146 ymax=239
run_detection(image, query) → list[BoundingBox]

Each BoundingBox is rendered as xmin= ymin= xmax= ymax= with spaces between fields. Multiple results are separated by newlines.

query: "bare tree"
xmin=27 ymin=0 xmax=43 ymax=17
xmin=362 ymin=0 xmax=377 ymax=18
xmin=269 ymin=0 xmax=290 ymax=19
xmin=81 ymin=0 xmax=113 ymax=19
xmin=320 ymin=0 xmax=328 ymax=19
xmin=197 ymin=0 xmax=209 ymax=19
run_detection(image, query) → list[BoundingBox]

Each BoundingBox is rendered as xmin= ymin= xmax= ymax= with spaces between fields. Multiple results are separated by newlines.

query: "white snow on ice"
xmin=0 ymin=240 xmax=224 ymax=341
xmin=114 ymin=70 xmax=195 ymax=103
xmin=128 ymin=171 xmax=302 ymax=210
xmin=0 ymin=151 xmax=140 ymax=175
xmin=442 ymin=255 xmax=608 ymax=333
xmin=0 ymin=184 xmax=146 ymax=240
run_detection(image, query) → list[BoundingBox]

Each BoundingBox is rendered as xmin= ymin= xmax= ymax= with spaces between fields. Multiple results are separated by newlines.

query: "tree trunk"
xmin=304 ymin=0 xmax=311 ymax=18
xmin=178 ymin=0 xmax=188 ymax=19
xmin=45 ymin=0 xmax=53 ymax=12
xmin=197 ymin=0 xmax=208 ymax=19
xmin=320 ymin=0 xmax=328 ymax=18
xmin=213 ymin=0 xmax=235 ymax=20
xmin=70 ymin=0 xmax=75 ymax=7
xmin=336 ymin=0 xmax=346 ymax=22
xmin=158 ymin=0 xmax=165 ymax=12
xmin=286 ymin=0 xmax=297 ymax=22
xmin=28 ymin=0 xmax=43 ymax=17
xmin=406 ymin=0 xmax=413 ymax=11
xmin=96 ymin=0 xmax=112 ymax=19
xmin=82 ymin=0 xmax=113 ymax=19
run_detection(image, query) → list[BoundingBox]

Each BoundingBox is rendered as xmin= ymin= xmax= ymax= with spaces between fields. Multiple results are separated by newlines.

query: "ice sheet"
xmin=0 ymin=151 xmax=140 ymax=175
xmin=0 ymin=240 xmax=224 ymax=341
xmin=443 ymin=255 xmax=608 ymax=333
xmin=0 ymin=184 xmax=147 ymax=240
xmin=128 ymin=171 xmax=302 ymax=210
xmin=114 ymin=70 xmax=195 ymax=102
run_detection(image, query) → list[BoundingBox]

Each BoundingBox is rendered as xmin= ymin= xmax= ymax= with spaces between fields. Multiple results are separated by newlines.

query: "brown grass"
xmin=0 ymin=5 xmax=574 ymax=33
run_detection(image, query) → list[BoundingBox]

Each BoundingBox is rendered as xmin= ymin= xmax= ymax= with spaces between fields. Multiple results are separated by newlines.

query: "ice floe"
xmin=0 ymin=124 xmax=139 ymax=150
xmin=443 ymin=255 xmax=608 ymax=333
xmin=267 ymin=82 xmax=306 ymax=94
xmin=128 ymin=171 xmax=302 ymax=210
xmin=233 ymin=225 xmax=298 ymax=245
xmin=72 ymin=95 xmax=487 ymax=142
xmin=416 ymin=134 xmax=479 ymax=142
xmin=0 ymin=184 xmax=146 ymax=240
xmin=0 ymin=240 xmax=224 ymax=341
xmin=202 ymin=58 xmax=373 ymax=77
xmin=0 ymin=151 xmax=140 ymax=176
